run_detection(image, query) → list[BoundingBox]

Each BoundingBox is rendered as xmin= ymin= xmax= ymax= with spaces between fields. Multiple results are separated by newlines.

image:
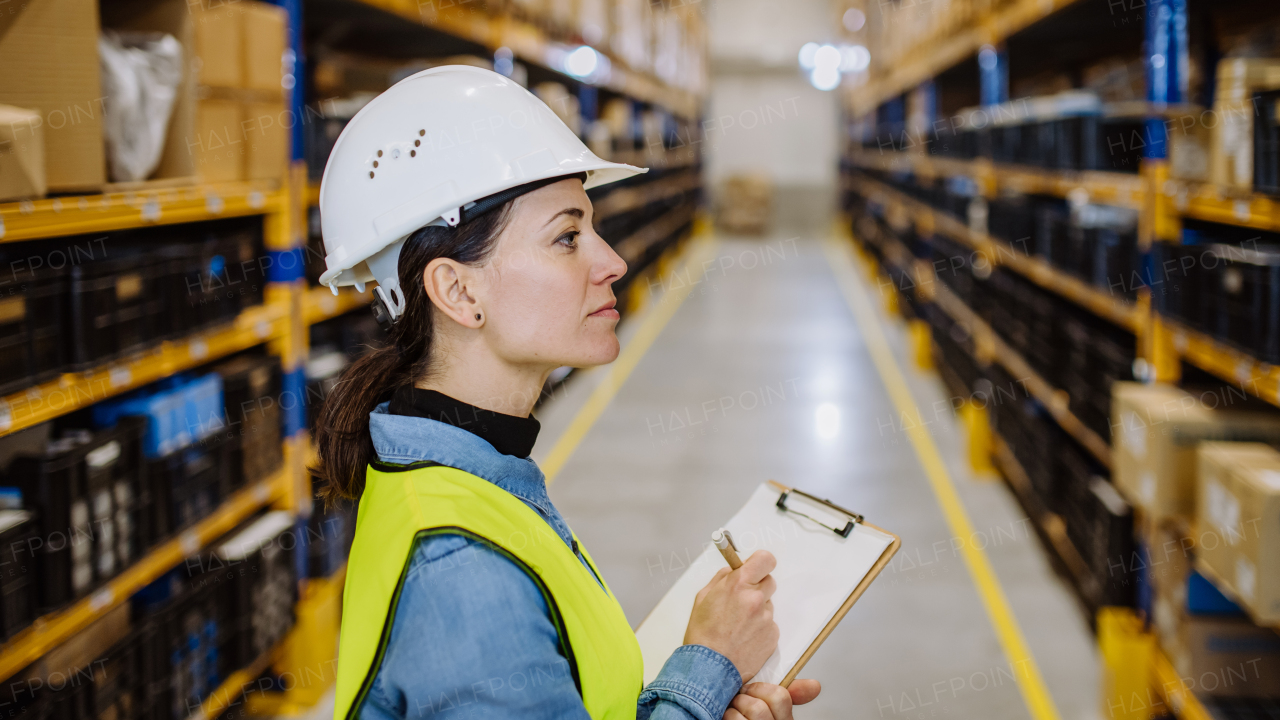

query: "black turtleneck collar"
xmin=388 ymin=385 xmax=541 ymax=458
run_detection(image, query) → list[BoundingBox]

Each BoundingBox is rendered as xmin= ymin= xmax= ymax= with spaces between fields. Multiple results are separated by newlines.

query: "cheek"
xmin=492 ymin=264 xmax=583 ymax=339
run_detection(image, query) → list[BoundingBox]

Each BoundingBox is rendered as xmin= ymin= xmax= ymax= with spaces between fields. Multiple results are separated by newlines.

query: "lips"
xmin=589 ymin=299 xmax=618 ymax=318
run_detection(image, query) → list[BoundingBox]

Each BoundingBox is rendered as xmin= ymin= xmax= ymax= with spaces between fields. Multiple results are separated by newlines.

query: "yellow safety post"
xmin=909 ymin=319 xmax=934 ymax=370
xmin=960 ymin=401 xmax=994 ymax=475
xmin=1098 ymin=607 xmax=1155 ymax=720
xmin=245 ymin=568 xmax=347 ymax=716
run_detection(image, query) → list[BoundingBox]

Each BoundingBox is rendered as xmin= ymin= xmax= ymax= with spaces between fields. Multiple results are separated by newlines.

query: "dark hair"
xmin=311 ymin=203 xmax=515 ymax=505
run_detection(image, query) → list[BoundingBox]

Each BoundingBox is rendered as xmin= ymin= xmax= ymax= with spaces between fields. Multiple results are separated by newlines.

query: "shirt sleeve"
xmin=360 ymin=534 xmax=741 ymax=720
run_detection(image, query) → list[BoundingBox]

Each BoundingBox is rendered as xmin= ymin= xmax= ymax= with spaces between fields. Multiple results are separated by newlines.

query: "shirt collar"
xmin=368 ymin=402 xmax=555 ymax=516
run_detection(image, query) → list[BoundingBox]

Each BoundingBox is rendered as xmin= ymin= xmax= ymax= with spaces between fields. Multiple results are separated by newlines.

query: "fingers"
xmin=741 ymin=683 xmax=794 ymax=720
xmin=730 ymin=692 xmax=774 ymax=720
xmin=788 ymin=679 xmax=822 ymax=705
xmin=757 ymin=573 xmax=777 ymax=600
xmin=738 ymin=550 xmax=776 ymax=584
xmin=723 ymin=709 xmax=748 ymax=720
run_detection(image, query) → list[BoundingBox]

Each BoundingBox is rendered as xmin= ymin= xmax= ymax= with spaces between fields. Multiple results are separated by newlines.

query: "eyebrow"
xmin=542 ymin=207 xmax=584 ymax=228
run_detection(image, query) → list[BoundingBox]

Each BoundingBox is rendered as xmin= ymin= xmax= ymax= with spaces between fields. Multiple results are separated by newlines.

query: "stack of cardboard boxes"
xmin=1111 ymin=382 xmax=1280 ymax=700
xmin=0 ymin=0 xmax=287 ymax=202
xmin=1209 ymin=58 xmax=1280 ymax=191
xmin=190 ymin=0 xmax=289 ymax=183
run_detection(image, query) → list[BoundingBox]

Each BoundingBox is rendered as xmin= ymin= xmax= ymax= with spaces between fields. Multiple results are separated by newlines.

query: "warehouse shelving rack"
xmin=0 ymin=0 xmax=705 ymax=712
xmin=842 ymin=0 xmax=1280 ymax=716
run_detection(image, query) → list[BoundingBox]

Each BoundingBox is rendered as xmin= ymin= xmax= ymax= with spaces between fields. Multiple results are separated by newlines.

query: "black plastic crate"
xmin=1094 ymin=117 xmax=1145 ymax=173
xmin=146 ymin=431 xmax=234 ymax=542
xmin=213 ymin=355 xmax=284 ymax=490
xmin=0 ymin=254 xmax=68 ymax=395
xmin=1254 ymin=90 xmax=1280 ymax=196
xmin=12 ymin=439 xmax=93 ymax=609
xmin=0 ymin=509 xmax=39 ymax=639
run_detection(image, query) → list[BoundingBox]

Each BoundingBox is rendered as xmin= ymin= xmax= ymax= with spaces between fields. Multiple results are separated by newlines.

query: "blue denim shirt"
xmin=359 ymin=402 xmax=742 ymax=720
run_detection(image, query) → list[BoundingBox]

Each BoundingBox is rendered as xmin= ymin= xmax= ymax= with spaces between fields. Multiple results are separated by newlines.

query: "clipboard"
xmin=634 ymin=480 xmax=901 ymax=687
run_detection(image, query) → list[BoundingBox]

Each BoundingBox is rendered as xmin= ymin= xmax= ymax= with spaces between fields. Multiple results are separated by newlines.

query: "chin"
xmin=568 ymin=337 xmax=621 ymax=368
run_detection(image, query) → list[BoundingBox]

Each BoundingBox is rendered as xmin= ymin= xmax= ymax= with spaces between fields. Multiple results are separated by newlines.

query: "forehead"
xmin=510 ymin=177 xmax=589 ymax=216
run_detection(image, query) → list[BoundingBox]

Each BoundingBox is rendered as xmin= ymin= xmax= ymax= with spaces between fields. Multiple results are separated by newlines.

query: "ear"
xmin=422 ymin=258 xmax=484 ymax=328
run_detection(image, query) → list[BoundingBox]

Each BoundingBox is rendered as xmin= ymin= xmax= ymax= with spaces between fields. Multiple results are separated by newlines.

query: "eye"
xmin=556 ymin=230 xmax=580 ymax=248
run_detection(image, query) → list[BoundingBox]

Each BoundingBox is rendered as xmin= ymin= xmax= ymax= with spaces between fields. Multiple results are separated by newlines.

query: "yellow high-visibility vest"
xmin=333 ymin=461 xmax=644 ymax=720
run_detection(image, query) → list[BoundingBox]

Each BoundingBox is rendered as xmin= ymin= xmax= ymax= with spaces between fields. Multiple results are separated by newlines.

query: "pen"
xmin=712 ymin=528 xmax=743 ymax=570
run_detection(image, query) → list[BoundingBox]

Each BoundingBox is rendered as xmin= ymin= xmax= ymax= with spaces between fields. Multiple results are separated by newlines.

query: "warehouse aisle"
xmin=533 ymin=232 xmax=1103 ymax=720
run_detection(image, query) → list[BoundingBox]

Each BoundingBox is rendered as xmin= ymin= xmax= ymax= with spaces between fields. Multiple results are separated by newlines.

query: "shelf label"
xmin=89 ymin=587 xmax=114 ymax=611
xmin=1236 ymin=360 xmax=1254 ymax=385
xmin=0 ymin=400 xmax=10 ymax=432
xmin=1234 ymin=201 xmax=1251 ymax=222
xmin=142 ymin=199 xmax=161 ymax=222
xmin=189 ymin=339 xmax=209 ymax=360
xmin=255 ymin=321 xmax=271 ymax=338
xmin=109 ymin=366 xmax=132 ymax=388
xmin=249 ymin=192 xmax=265 ymax=209
xmin=0 ymin=216 xmax=5 ymax=239
xmin=254 ymin=483 xmax=271 ymax=503
xmin=320 ymin=296 xmax=337 ymax=315
xmin=180 ymin=530 xmax=200 ymax=556
xmin=206 ymin=195 xmax=225 ymax=214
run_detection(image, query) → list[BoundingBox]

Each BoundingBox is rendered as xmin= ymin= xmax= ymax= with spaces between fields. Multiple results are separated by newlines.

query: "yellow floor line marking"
xmin=542 ymin=234 xmax=721 ymax=484
xmin=822 ymin=233 xmax=1062 ymax=720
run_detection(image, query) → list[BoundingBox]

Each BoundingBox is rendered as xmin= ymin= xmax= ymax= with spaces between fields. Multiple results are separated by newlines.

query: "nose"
xmin=591 ymin=230 xmax=627 ymax=286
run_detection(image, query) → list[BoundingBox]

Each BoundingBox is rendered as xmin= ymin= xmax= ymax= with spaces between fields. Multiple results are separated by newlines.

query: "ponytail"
xmin=312 ymin=202 xmax=515 ymax=506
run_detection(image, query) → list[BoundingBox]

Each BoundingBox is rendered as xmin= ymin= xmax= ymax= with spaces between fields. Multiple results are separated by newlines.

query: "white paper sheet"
xmin=634 ymin=483 xmax=894 ymax=685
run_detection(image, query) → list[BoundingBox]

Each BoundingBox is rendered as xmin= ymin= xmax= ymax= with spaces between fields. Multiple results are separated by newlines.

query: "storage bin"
xmin=0 ymin=509 xmax=39 ymax=639
xmin=12 ymin=438 xmax=95 ymax=609
xmin=213 ymin=354 xmax=283 ymax=489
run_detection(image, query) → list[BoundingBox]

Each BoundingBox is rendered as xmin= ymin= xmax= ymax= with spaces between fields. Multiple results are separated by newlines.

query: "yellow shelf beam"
xmin=302 ymin=285 xmax=373 ymax=326
xmin=0 ymin=182 xmax=285 ymax=243
xmin=192 ymin=642 xmax=283 ymax=720
xmin=0 ymin=301 xmax=290 ymax=438
xmin=848 ymin=152 xmax=1146 ymax=209
xmin=0 ymin=471 xmax=289 ymax=683
xmin=1175 ymin=182 xmax=1280 ymax=233
xmin=1151 ymin=646 xmax=1214 ymax=720
xmin=852 ymin=174 xmax=1143 ymax=333
xmin=1162 ymin=316 xmax=1280 ymax=408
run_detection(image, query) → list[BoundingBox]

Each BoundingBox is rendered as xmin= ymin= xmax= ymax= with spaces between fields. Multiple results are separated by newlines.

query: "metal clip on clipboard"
xmin=774 ymin=486 xmax=864 ymax=538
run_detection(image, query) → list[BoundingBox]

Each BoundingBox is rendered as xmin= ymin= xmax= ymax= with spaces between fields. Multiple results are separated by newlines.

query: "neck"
xmin=418 ymin=339 xmax=553 ymax=418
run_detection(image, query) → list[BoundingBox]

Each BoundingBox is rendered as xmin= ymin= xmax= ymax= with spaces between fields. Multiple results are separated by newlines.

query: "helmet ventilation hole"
xmin=369 ymin=171 xmax=374 ymax=178
xmin=410 ymin=150 xmax=416 ymax=157
xmin=418 ymin=129 xmax=425 ymax=136
xmin=414 ymin=139 xmax=420 ymax=147
xmin=377 ymin=150 xmax=383 ymax=157
xmin=373 ymin=160 xmax=379 ymax=168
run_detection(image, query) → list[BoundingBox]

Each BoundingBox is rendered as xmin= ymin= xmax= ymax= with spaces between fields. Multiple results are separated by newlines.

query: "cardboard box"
xmin=242 ymin=2 xmax=286 ymax=94
xmin=1168 ymin=109 xmax=1211 ymax=183
xmin=1210 ymin=100 xmax=1259 ymax=190
xmin=1209 ymin=59 xmax=1280 ymax=190
xmin=194 ymin=99 xmax=244 ymax=182
xmin=0 ymin=105 xmax=46 ymax=201
xmin=243 ymin=101 xmax=287 ymax=181
xmin=0 ymin=0 xmax=106 ymax=191
xmin=1196 ymin=442 xmax=1280 ymax=624
xmin=1111 ymin=383 xmax=1280 ymax=519
xmin=1173 ymin=614 xmax=1280 ymax=698
xmin=192 ymin=0 xmax=243 ymax=88
xmin=1216 ymin=58 xmax=1280 ymax=104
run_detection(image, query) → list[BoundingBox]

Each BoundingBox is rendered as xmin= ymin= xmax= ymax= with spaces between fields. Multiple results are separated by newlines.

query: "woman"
xmin=313 ymin=66 xmax=820 ymax=720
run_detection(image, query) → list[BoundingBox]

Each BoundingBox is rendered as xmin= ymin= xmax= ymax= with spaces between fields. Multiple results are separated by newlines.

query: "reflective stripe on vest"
xmin=334 ymin=462 xmax=644 ymax=720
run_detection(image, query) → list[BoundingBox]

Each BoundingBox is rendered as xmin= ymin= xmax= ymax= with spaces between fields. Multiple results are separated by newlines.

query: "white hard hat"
xmin=317 ymin=65 xmax=648 ymax=321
